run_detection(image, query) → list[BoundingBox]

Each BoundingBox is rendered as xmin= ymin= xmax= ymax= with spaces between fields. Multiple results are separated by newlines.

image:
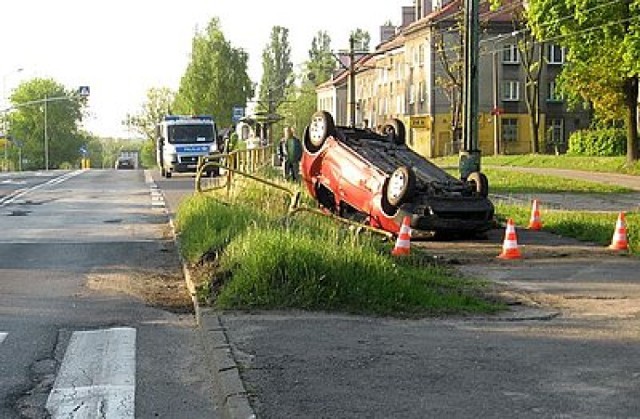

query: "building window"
xmin=548 ymin=118 xmax=565 ymax=143
xmin=548 ymin=45 xmax=565 ymax=65
xmin=409 ymin=84 xmax=415 ymax=104
xmin=502 ymin=44 xmax=520 ymax=64
xmin=547 ymin=81 xmax=563 ymax=102
xmin=501 ymin=118 xmax=518 ymax=142
xmin=418 ymin=81 xmax=425 ymax=102
xmin=502 ymin=81 xmax=520 ymax=101
xmin=418 ymin=44 xmax=425 ymax=67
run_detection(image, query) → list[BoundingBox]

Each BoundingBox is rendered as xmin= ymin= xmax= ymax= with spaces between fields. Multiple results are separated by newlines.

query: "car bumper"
xmin=396 ymin=197 xmax=495 ymax=233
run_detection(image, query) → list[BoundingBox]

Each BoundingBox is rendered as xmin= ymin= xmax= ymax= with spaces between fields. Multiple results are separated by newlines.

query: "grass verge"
xmin=434 ymin=154 xmax=640 ymax=175
xmin=495 ymin=202 xmax=638 ymax=254
xmin=445 ymin=168 xmax=630 ymax=194
xmin=175 ymin=171 xmax=503 ymax=316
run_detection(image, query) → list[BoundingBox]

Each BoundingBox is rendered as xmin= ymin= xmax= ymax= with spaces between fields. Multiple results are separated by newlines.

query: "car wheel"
xmin=385 ymin=166 xmax=416 ymax=207
xmin=467 ymin=171 xmax=489 ymax=198
xmin=166 ymin=170 xmax=172 ymax=179
xmin=382 ymin=119 xmax=406 ymax=145
xmin=307 ymin=111 xmax=336 ymax=150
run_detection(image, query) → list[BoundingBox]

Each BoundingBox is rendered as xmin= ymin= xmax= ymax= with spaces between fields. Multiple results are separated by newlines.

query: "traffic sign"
xmin=78 ymin=86 xmax=90 ymax=97
xmin=232 ymin=106 xmax=245 ymax=123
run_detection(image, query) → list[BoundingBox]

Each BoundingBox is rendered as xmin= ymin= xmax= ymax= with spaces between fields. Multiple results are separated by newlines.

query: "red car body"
xmin=300 ymin=112 xmax=494 ymax=235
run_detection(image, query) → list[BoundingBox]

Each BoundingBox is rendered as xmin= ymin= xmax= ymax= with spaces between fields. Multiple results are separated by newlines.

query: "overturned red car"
xmin=300 ymin=111 xmax=495 ymax=235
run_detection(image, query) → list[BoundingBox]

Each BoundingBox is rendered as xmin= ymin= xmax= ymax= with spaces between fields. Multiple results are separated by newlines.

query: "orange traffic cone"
xmin=392 ymin=216 xmax=412 ymax=256
xmin=528 ymin=199 xmax=542 ymax=230
xmin=497 ymin=218 xmax=522 ymax=260
xmin=609 ymin=212 xmax=629 ymax=251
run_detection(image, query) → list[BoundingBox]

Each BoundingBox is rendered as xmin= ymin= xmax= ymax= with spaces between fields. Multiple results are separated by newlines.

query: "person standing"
xmin=280 ymin=126 xmax=302 ymax=181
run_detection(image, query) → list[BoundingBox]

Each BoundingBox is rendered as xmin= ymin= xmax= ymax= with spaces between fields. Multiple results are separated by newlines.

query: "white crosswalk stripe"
xmin=46 ymin=327 xmax=137 ymax=419
xmin=0 ymin=332 xmax=6 ymax=344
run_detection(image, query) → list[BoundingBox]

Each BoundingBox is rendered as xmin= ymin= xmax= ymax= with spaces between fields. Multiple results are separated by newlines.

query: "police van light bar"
xmin=163 ymin=115 xmax=213 ymax=121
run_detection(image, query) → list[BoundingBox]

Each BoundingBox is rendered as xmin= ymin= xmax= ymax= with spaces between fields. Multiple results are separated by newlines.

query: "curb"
xmin=183 ymin=269 xmax=255 ymax=419
xmin=145 ymin=170 xmax=255 ymax=419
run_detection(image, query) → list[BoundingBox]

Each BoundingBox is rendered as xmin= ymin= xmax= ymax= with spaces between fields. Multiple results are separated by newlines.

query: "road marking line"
xmin=46 ymin=327 xmax=136 ymax=419
xmin=0 ymin=170 xmax=84 ymax=207
xmin=0 ymin=332 xmax=6 ymax=344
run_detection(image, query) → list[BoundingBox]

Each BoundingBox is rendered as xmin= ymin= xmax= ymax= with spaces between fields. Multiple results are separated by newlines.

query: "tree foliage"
xmin=307 ymin=31 xmax=336 ymax=85
xmin=7 ymin=78 xmax=88 ymax=169
xmin=350 ymin=28 xmax=371 ymax=52
xmin=526 ymin=0 xmax=640 ymax=162
xmin=174 ymin=18 xmax=254 ymax=127
xmin=258 ymin=26 xmax=294 ymax=114
xmin=124 ymin=87 xmax=175 ymax=142
xmin=278 ymin=32 xmax=338 ymax=137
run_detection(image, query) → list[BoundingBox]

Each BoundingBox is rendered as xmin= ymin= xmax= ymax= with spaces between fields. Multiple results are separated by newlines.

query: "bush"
xmin=568 ymin=128 xmax=626 ymax=156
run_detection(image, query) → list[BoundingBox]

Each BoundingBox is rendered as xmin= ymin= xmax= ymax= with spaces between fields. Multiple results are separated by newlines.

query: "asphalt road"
xmin=159 ymin=167 xmax=640 ymax=418
xmin=0 ymin=169 xmax=218 ymax=418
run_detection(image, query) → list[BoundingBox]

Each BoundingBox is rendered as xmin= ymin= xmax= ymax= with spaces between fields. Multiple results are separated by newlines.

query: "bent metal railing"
xmin=195 ymin=147 xmax=393 ymax=240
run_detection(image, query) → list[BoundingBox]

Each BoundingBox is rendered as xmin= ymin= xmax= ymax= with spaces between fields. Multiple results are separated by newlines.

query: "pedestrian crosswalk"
xmin=1 ymin=327 xmax=136 ymax=419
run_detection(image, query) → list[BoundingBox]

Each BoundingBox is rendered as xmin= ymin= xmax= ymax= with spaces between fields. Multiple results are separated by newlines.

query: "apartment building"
xmin=316 ymin=0 xmax=589 ymax=158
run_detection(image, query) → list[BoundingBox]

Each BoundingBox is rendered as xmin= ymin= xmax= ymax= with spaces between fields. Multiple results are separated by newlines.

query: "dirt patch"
xmin=86 ymin=269 xmax=193 ymax=313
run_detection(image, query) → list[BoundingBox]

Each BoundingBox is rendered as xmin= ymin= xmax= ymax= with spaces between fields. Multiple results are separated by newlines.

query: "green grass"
xmin=444 ymin=168 xmax=631 ymax=194
xmin=433 ymin=154 xmax=640 ymax=175
xmin=175 ymin=172 xmax=503 ymax=316
xmin=495 ymin=202 xmax=639 ymax=254
xmin=215 ymin=227 xmax=498 ymax=315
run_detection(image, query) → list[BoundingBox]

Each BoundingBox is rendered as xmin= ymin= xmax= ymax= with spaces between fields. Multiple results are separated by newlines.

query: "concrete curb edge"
xmin=146 ymin=170 xmax=255 ymax=419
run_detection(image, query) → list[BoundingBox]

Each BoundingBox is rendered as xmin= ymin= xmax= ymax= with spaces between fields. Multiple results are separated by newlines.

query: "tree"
xmin=279 ymin=32 xmax=336 ymax=133
xmin=307 ymin=30 xmax=336 ymax=85
xmin=527 ymin=0 xmax=640 ymax=162
xmin=258 ymin=26 xmax=294 ymax=115
xmin=174 ymin=18 xmax=254 ymax=127
xmin=512 ymin=9 xmax=544 ymax=154
xmin=350 ymin=28 xmax=371 ymax=52
xmin=124 ymin=87 xmax=175 ymax=142
xmin=7 ymin=78 xmax=87 ymax=170
xmin=434 ymin=16 xmax=465 ymax=151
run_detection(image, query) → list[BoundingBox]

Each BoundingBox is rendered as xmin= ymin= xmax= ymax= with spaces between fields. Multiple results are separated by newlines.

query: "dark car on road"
xmin=300 ymin=111 xmax=495 ymax=235
xmin=115 ymin=157 xmax=135 ymax=170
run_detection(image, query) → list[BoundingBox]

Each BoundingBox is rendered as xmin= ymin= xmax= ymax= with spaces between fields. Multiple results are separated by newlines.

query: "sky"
xmin=1 ymin=0 xmax=408 ymax=138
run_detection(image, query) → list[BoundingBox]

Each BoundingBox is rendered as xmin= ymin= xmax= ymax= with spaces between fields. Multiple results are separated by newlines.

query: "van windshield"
xmin=168 ymin=124 xmax=215 ymax=144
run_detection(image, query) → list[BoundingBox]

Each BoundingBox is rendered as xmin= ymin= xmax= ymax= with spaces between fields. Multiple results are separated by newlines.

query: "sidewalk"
xmin=187 ymin=168 xmax=640 ymax=419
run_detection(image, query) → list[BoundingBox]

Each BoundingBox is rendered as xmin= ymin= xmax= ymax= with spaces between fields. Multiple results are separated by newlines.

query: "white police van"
xmin=156 ymin=115 xmax=218 ymax=178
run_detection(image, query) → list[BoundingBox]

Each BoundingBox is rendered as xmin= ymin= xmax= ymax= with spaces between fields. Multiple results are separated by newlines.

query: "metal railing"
xmin=195 ymin=145 xmax=393 ymax=240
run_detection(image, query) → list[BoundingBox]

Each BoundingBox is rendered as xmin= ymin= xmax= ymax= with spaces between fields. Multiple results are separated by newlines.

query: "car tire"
xmin=385 ymin=166 xmax=416 ymax=207
xmin=166 ymin=170 xmax=172 ymax=179
xmin=467 ymin=171 xmax=489 ymax=198
xmin=305 ymin=111 xmax=336 ymax=152
xmin=382 ymin=119 xmax=406 ymax=145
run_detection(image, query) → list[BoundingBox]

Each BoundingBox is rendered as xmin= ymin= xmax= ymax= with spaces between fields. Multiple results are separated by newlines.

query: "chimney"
xmin=401 ymin=6 xmax=415 ymax=27
xmin=416 ymin=0 xmax=433 ymax=18
xmin=380 ymin=25 xmax=396 ymax=43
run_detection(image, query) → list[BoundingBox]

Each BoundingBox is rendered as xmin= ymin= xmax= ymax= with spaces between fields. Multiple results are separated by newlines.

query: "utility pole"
xmin=44 ymin=95 xmax=48 ymax=171
xmin=348 ymin=35 xmax=357 ymax=127
xmin=460 ymin=0 xmax=481 ymax=178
